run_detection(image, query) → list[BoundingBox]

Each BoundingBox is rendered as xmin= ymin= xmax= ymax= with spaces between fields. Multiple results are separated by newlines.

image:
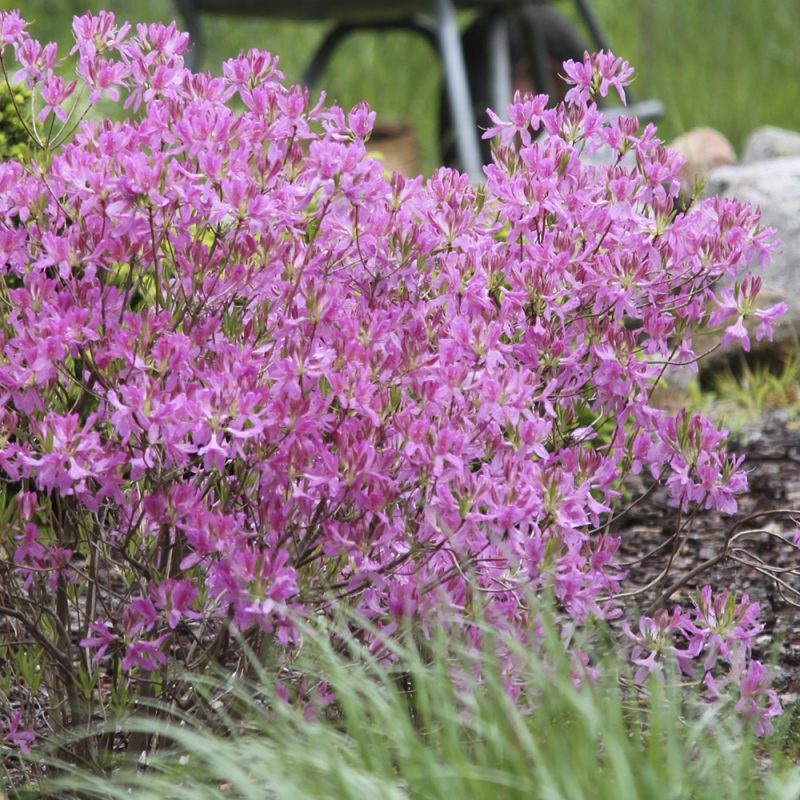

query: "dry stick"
xmin=643 ymin=551 xmax=727 ymax=616
xmin=0 ymin=606 xmax=72 ymax=673
xmin=612 ymin=561 xmax=675 ymax=601
xmin=644 ymin=508 xmax=800 ymax=615
xmin=616 ymin=531 xmax=679 ymax=569
xmin=729 ymin=551 xmax=800 ymax=607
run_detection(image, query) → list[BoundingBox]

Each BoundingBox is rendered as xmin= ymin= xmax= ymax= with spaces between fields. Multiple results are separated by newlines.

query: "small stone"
xmin=669 ymin=127 xmax=736 ymax=196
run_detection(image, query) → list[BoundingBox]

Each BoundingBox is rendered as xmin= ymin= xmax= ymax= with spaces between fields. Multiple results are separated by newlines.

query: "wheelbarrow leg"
xmin=303 ymin=25 xmax=354 ymax=87
xmin=175 ymin=0 xmax=205 ymax=72
xmin=433 ymin=0 xmax=483 ymax=179
xmin=303 ymin=19 xmax=438 ymax=88
xmin=520 ymin=6 xmax=556 ymax=99
xmin=573 ymin=0 xmax=611 ymax=53
xmin=487 ymin=15 xmax=513 ymax=117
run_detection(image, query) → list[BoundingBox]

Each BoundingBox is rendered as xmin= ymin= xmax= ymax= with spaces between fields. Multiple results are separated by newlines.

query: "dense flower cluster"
xmin=623 ymin=586 xmax=781 ymax=735
xmin=0 ymin=11 xmax=787 ymax=750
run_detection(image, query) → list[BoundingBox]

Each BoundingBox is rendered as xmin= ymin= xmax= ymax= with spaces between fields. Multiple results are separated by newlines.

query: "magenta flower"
xmin=3 ymin=710 xmax=35 ymax=755
xmin=735 ymin=661 xmax=782 ymax=736
xmin=563 ymin=51 xmax=633 ymax=106
xmin=80 ymin=619 xmax=118 ymax=663
xmin=150 ymin=579 xmax=201 ymax=629
xmin=0 ymin=10 xmax=24 ymax=47
xmin=720 ymin=315 xmax=751 ymax=352
xmin=121 ymin=635 xmax=170 ymax=673
xmin=37 ymin=73 xmax=76 ymax=123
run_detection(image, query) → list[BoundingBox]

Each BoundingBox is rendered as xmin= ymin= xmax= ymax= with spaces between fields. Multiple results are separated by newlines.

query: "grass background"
xmin=8 ymin=0 xmax=800 ymax=174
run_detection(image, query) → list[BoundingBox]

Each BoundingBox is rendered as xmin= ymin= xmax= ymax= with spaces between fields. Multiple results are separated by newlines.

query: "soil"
xmin=612 ymin=411 xmax=800 ymax=705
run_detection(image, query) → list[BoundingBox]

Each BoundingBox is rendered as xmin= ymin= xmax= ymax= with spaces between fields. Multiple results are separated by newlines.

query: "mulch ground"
xmin=612 ymin=411 xmax=800 ymax=705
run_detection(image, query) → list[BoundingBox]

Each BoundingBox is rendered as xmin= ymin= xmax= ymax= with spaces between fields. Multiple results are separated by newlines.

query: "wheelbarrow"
xmin=174 ymin=0 xmax=663 ymax=179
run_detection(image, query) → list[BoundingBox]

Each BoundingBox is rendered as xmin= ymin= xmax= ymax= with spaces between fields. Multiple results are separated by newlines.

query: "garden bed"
xmin=615 ymin=411 xmax=800 ymax=704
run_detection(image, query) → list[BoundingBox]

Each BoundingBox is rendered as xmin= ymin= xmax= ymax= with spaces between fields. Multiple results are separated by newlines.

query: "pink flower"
xmin=563 ymin=51 xmax=633 ymax=106
xmin=121 ymin=635 xmax=170 ymax=673
xmin=347 ymin=101 xmax=376 ymax=139
xmin=0 ymin=13 xmax=785 ymax=730
xmin=0 ymin=10 xmax=25 ymax=47
xmin=37 ymin=74 xmax=77 ymax=123
xmin=735 ymin=661 xmax=782 ymax=736
xmin=71 ymin=11 xmax=130 ymax=58
xmin=754 ymin=301 xmax=787 ymax=342
xmin=720 ymin=315 xmax=750 ymax=352
xmin=150 ymin=579 xmax=201 ymax=629
xmin=3 ymin=710 xmax=35 ymax=755
xmin=80 ymin=619 xmax=118 ymax=663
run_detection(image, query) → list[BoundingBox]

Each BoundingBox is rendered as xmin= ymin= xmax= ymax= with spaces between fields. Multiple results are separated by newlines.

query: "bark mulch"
xmin=612 ymin=411 xmax=800 ymax=705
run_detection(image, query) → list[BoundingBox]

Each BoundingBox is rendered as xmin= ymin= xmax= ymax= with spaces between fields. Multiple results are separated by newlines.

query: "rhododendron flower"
xmin=37 ymin=73 xmax=76 ymax=123
xmin=720 ymin=315 xmax=751 ymax=352
xmin=563 ymin=51 xmax=634 ymax=106
xmin=151 ymin=579 xmax=201 ymax=629
xmin=121 ymin=634 xmax=170 ymax=672
xmin=754 ymin=301 xmax=787 ymax=342
xmin=0 ymin=10 xmax=24 ymax=47
xmin=80 ymin=619 xmax=118 ymax=663
xmin=736 ymin=661 xmax=782 ymax=736
xmin=3 ymin=710 xmax=35 ymax=755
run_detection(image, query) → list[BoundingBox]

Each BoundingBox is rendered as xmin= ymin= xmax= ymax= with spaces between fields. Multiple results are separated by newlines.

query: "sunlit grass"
xmin=587 ymin=0 xmax=800 ymax=152
xmin=685 ymin=350 xmax=800 ymax=434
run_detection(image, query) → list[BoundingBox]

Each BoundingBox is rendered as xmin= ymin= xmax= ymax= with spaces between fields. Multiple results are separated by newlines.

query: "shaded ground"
xmin=613 ymin=412 xmax=800 ymax=704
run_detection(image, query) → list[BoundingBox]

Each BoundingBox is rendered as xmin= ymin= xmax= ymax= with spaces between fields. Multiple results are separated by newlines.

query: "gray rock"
xmin=706 ymin=156 xmax=800 ymax=298
xmin=665 ymin=156 xmax=800 ymax=389
xmin=742 ymin=126 xmax=800 ymax=164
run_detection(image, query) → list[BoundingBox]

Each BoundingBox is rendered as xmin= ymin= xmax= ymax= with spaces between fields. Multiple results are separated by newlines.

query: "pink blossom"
xmin=754 ymin=301 xmax=787 ymax=342
xmin=121 ymin=634 xmax=170 ymax=672
xmin=0 ymin=10 xmax=25 ymax=47
xmin=720 ymin=315 xmax=750 ymax=352
xmin=3 ymin=710 xmax=35 ymax=755
xmin=150 ymin=579 xmax=201 ymax=629
xmin=735 ymin=661 xmax=782 ymax=736
xmin=37 ymin=73 xmax=77 ymax=123
xmin=80 ymin=619 xmax=118 ymax=663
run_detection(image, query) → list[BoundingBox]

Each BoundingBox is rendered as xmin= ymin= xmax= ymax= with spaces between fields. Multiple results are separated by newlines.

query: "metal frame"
xmin=174 ymin=0 xmax=661 ymax=180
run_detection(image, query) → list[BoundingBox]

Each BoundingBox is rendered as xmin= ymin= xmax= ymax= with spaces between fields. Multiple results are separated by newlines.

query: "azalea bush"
xmin=0 ymin=9 xmax=791 ymax=768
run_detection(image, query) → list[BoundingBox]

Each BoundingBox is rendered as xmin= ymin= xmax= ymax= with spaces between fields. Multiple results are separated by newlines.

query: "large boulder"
xmin=678 ymin=146 xmax=800 ymax=387
xmin=706 ymin=156 xmax=800 ymax=303
xmin=742 ymin=126 xmax=800 ymax=164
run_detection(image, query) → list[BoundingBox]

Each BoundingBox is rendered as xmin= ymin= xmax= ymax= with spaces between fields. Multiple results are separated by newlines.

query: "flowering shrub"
xmin=0 ymin=10 xmax=789 ymax=759
xmin=623 ymin=586 xmax=782 ymax=735
xmin=0 ymin=79 xmax=32 ymax=162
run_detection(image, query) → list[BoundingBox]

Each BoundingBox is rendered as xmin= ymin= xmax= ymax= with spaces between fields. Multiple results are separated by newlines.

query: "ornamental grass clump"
xmin=0 ymin=9 xmax=790 ymax=767
xmin=40 ymin=613 xmax=800 ymax=800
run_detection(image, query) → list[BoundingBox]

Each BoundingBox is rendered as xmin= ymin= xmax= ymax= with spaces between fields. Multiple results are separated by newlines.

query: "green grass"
xmin=9 ymin=0 xmax=800 ymax=171
xmin=23 ymin=613 xmax=800 ymax=800
xmin=586 ymin=0 xmax=800 ymax=153
xmin=686 ymin=353 xmax=800 ymax=433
